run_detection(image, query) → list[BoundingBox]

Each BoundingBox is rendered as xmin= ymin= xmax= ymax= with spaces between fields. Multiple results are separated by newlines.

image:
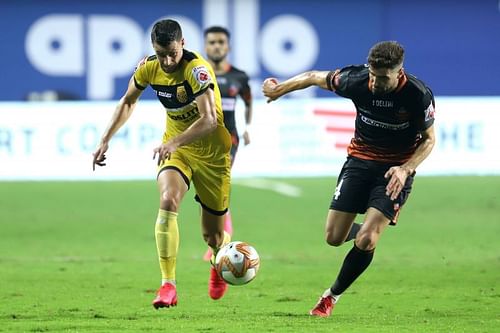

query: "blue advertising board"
xmin=0 ymin=0 xmax=498 ymax=100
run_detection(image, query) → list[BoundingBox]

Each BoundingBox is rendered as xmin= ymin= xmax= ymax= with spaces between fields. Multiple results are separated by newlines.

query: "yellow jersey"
xmin=133 ymin=49 xmax=227 ymax=150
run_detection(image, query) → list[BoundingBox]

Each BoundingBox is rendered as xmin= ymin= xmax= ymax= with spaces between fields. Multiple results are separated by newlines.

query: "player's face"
xmin=153 ymin=39 xmax=184 ymax=73
xmin=205 ymin=32 xmax=229 ymax=63
xmin=369 ymin=66 xmax=403 ymax=95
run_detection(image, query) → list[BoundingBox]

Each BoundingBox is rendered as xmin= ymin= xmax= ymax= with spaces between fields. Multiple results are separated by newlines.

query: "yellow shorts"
xmin=158 ymin=127 xmax=232 ymax=215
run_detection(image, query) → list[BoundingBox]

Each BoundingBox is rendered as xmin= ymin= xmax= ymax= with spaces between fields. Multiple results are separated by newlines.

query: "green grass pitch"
xmin=1 ymin=177 xmax=499 ymax=332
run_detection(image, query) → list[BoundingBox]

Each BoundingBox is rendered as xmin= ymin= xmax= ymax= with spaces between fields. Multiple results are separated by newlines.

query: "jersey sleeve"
xmin=185 ymin=60 xmax=214 ymax=97
xmin=415 ymin=87 xmax=435 ymax=132
xmin=133 ymin=56 xmax=150 ymax=90
xmin=416 ymin=88 xmax=436 ymax=131
xmin=326 ymin=67 xmax=354 ymax=98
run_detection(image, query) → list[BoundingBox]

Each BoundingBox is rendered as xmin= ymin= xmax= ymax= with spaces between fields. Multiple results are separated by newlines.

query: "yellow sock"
xmin=155 ymin=209 xmax=179 ymax=282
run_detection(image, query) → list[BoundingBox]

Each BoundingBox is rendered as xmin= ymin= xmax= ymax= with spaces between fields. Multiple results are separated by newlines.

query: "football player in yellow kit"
xmin=92 ymin=19 xmax=232 ymax=308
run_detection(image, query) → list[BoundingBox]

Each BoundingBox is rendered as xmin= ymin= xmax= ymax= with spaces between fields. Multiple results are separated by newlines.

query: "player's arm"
xmin=262 ymin=71 xmax=330 ymax=103
xmin=153 ymin=88 xmax=217 ymax=164
xmin=240 ymin=83 xmax=253 ymax=145
xmin=385 ymin=125 xmax=436 ymax=200
xmin=92 ymin=76 xmax=143 ymax=170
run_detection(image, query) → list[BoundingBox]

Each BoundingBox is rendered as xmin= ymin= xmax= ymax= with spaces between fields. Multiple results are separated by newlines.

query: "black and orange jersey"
xmin=133 ymin=49 xmax=224 ymax=141
xmin=215 ymin=65 xmax=251 ymax=133
xmin=326 ymin=64 xmax=435 ymax=163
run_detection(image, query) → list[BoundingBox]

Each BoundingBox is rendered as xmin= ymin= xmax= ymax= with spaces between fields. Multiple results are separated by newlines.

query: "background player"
xmin=262 ymin=41 xmax=436 ymax=317
xmin=92 ymin=19 xmax=232 ymax=309
xmin=202 ymin=26 xmax=253 ymax=260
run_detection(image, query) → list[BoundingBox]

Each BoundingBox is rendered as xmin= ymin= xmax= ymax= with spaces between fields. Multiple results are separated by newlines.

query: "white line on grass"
xmin=232 ymin=178 xmax=302 ymax=197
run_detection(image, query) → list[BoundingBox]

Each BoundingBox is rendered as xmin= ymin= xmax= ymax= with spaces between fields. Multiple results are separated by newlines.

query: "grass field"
xmin=1 ymin=177 xmax=499 ymax=332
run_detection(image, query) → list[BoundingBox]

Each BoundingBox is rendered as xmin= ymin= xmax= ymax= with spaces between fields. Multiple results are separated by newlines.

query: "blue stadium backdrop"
xmin=0 ymin=0 xmax=499 ymax=101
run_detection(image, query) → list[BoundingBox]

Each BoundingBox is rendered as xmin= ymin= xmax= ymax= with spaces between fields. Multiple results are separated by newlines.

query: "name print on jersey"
xmin=372 ymin=100 xmax=394 ymax=107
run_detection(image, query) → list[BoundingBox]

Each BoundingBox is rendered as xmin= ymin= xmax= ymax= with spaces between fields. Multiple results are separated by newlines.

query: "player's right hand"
xmin=262 ymin=78 xmax=279 ymax=103
xmin=92 ymin=142 xmax=109 ymax=171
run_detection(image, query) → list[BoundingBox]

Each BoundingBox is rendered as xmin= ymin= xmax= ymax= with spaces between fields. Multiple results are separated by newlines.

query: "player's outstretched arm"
xmin=92 ymin=76 xmax=143 ymax=170
xmin=262 ymin=71 xmax=330 ymax=103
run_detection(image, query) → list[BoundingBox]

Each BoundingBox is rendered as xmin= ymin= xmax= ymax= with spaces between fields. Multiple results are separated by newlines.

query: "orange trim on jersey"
xmin=347 ymin=138 xmax=418 ymax=164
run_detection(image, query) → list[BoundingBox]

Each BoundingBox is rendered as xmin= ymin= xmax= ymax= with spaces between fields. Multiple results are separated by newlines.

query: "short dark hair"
xmin=203 ymin=26 xmax=230 ymax=40
xmin=151 ymin=19 xmax=182 ymax=46
xmin=367 ymin=41 xmax=404 ymax=69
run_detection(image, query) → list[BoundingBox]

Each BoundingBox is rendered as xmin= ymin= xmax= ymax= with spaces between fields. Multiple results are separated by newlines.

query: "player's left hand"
xmin=153 ymin=141 xmax=178 ymax=165
xmin=384 ymin=166 xmax=412 ymax=200
xmin=243 ymin=130 xmax=250 ymax=145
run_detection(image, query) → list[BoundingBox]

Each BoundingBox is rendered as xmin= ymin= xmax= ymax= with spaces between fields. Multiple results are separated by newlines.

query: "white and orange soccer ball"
xmin=215 ymin=241 xmax=260 ymax=285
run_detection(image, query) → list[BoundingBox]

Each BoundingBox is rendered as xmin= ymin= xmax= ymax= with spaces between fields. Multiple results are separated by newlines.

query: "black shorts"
xmin=329 ymin=156 xmax=414 ymax=225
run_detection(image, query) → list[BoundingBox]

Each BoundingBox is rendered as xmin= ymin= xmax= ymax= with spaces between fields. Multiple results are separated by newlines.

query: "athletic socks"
xmin=155 ymin=209 xmax=179 ymax=283
xmin=330 ymin=244 xmax=374 ymax=296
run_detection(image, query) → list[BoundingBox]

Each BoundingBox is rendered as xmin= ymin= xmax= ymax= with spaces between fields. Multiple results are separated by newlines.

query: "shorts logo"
xmin=334 ymin=179 xmax=344 ymax=200
xmin=176 ymin=86 xmax=188 ymax=103
xmin=192 ymin=66 xmax=211 ymax=85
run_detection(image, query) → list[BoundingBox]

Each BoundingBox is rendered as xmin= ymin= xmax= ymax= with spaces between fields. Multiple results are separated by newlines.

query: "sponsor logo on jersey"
xmin=168 ymin=108 xmax=199 ymax=122
xmin=176 ymin=86 xmax=188 ymax=103
xmin=192 ymin=66 xmax=211 ymax=85
xmin=360 ymin=115 xmax=409 ymax=130
xmin=158 ymin=91 xmax=172 ymax=98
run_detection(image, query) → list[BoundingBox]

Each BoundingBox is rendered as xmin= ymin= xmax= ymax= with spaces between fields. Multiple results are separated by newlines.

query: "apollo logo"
xmin=24 ymin=0 xmax=319 ymax=100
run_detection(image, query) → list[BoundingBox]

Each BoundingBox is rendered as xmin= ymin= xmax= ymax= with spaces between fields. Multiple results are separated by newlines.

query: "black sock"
xmin=330 ymin=244 xmax=374 ymax=295
xmin=345 ymin=223 xmax=362 ymax=241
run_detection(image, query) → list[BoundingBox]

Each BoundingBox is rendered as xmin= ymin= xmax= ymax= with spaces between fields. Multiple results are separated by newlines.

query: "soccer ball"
xmin=215 ymin=241 xmax=260 ymax=285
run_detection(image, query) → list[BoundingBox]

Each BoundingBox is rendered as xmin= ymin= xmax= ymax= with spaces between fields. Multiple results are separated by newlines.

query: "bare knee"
xmin=160 ymin=190 xmax=182 ymax=211
xmin=355 ymin=231 xmax=377 ymax=251
xmin=325 ymin=232 xmax=345 ymax=247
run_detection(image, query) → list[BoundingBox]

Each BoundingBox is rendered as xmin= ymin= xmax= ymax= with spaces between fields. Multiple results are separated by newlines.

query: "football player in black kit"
xmin=202 ymin=26 xmax=253 ymax=261
xmin=262 ymin=41 xmax=436 ymax=317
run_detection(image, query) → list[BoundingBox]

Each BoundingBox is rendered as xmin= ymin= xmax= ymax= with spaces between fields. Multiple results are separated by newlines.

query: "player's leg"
xmin=203 ymin=134 xmax=237 ymax=260
xmin=324 ymin=157 xmax=369 ymax=247
xmin=152 ymin=168 xmax=190 ymax=309
xmin=311 ymin=162 xmax=415 ymax=317
xmin=310 ymin=209 xmax=356 ymax=317
xmin=311 ymin=157 xmax=370 ymax=316
xmin=329 ymin=208 xmax=389 ymax=296
xmin=345 ymin=222 xmax=362 ymax=242
xmin=324 ymin=209 xmax=357 ymax=246
xmin=311 ymin=208 xmax=389 ymax=317
xmin=193 ymin=150 xmax=232 ymax=300
xmin=224 ymin=133 xmax=239 ymax=236
xmin=199 ymin=202 xmax=232 ymax=300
